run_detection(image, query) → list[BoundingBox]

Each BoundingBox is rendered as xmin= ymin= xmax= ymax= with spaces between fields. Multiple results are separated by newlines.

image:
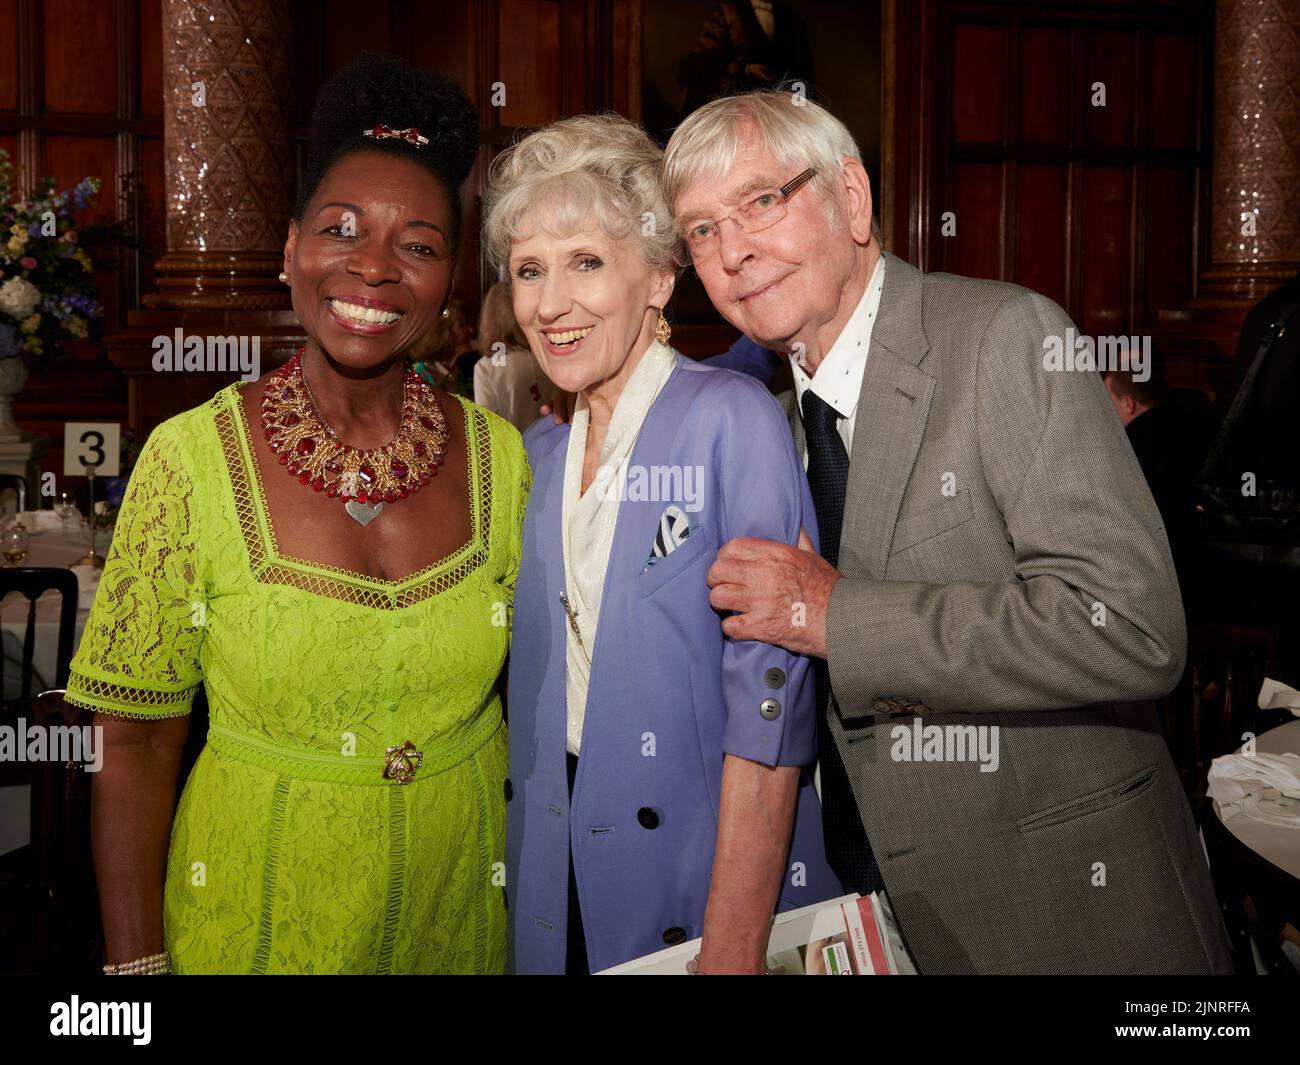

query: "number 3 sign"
xmin=64 ymin=423 xmax=121 ymax=477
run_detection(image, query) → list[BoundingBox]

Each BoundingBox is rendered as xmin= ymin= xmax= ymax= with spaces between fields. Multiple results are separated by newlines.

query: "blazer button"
xmin=504 ymin=778 xmax=513 ymax=802
xmin=764 ymin=667 xmax=786 ymax=689
xmin=637 ymin=807 xmax=660 ymax=829
xmin=759 ymin=697 xmax=781 ymax=720
xmin=662 ymin=927 xmax=687 ymax=945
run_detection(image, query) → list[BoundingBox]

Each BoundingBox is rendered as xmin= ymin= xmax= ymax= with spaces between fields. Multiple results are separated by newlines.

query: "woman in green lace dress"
xmin=65 ymin=57 xmax=528 ymax=974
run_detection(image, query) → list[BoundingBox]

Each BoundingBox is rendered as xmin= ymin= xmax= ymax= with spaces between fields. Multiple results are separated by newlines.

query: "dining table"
xmin=0 ymin=511 xmax=113 ymax=856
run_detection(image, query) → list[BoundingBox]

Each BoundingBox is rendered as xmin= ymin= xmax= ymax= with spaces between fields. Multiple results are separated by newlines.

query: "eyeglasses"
xmin=678 ymin=168 xmax=817 ymax=262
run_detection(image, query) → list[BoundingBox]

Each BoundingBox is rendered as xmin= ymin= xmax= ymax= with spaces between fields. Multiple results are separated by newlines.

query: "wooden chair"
xmin=0 ymin=688 xmax=102 ymax=973
xmin=0 ymin=685 xmax=211 ymax=973
xmin=28 ymin=689 xmax=102 ymax=971
xmin=0 ymin=569 xmax=91 ymax=970
xmin=0 ymin=567 xmax=78 ymax=788
xmin=1158 ymin=622 xmax=1282 ymax=807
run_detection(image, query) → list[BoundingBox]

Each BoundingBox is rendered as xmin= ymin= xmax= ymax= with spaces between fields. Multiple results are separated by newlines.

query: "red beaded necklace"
xmin=261 ymin=349 xmax=450 ymax=524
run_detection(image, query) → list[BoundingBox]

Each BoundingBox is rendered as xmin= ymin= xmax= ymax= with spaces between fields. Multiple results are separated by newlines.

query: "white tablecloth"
xmin=1215 ymin=719 xmax=1300 ymax=881
xmin=0 ymin=518 xmax=113 ymax=856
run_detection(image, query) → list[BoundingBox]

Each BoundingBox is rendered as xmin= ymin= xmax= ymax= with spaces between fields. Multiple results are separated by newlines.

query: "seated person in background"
xmin=472 ymin=279 xmax=550 ymax=430
xmin=1104 ymin=351 xmax=1217 ymax=611
xmin=412 ymin=296 xmax=478 ymax=397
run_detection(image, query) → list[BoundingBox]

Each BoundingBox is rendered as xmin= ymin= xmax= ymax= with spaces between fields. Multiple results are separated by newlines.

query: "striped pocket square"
xmin=647 ymin=504 xmax=693 ymax=566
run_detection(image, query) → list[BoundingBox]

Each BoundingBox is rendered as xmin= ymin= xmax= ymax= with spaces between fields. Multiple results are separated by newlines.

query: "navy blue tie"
xmin=801 ymin=389 xmax=884 ymax=896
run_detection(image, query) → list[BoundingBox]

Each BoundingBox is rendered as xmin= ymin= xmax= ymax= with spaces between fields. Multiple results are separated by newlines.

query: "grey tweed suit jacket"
xmin=780 ymin=251 xmax=1233 ymax=974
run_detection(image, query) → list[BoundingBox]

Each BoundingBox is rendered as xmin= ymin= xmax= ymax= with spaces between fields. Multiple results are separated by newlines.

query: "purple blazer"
xmin=505 ymin=353 xmax=842 ymax=974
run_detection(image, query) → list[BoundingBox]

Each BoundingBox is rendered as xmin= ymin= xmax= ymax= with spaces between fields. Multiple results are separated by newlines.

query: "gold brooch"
xmin=383 ymin=741 xmax=423 ymax=784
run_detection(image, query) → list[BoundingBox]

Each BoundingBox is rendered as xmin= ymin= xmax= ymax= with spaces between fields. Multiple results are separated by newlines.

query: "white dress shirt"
xmin=790 ymin=255 xmax=886 ymax=466
xmin=561 ymin=338 xmax=677 ymax=755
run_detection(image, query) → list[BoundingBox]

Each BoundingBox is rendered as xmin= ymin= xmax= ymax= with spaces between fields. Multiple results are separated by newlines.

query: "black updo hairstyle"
xmin=294 ymin=53 xmax=478 ymax=249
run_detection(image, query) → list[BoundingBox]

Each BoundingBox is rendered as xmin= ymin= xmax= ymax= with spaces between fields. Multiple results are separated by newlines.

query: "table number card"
xmin=63 ymin=423 xmax=121 ymax=477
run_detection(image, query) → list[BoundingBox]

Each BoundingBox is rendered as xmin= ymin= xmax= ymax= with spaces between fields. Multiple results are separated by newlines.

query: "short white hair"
xmin=484 ymin=113 xmax=680 ymax=274
xmin=663 ymin=90 xmax=868 ymax=226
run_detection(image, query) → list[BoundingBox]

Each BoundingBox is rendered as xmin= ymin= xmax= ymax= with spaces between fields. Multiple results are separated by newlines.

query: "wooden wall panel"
xmin=43 ymin=135 xmax=117 ymax=226
xmin=1146 ymin=165 xmax=1196 ymax=315
xmin=1149 ymin=32 xmax=1198 ymax=150
xmin=949 ymin=162 xmax=1003 ymax=280
xmin=897 ymin=0 xmax=1212 ymax=358
xmin=138 ymin=0 xmax=163 ymax=117
xmin=610 ymin=0 xmax=632 ymax=117
xmin=1080 ymin=166 xmax=1131 ymax=337
xmin=42 ymin=0 xmax=117 ymax=114
xmin=0 ymin=0 xmax=17 ymax=111
xmin=951 ymin=22 xmax=1003 ymax=143
xmin=1016 ymin=164 xmax=1068 ymax=307
xmin=1020 ymin=25 xmax=1070 ymax=145
xmin=138 ymin=135 xmax=167 ymax=268
xmin=409 ymin=0 xmax=475 ymax=102
xmin=1082 ymin=29 xmax=1135 ymax=149
xmin=323 ymin=0 xmax=394 ymax=77
xmin=497 ymin=0 xmax=562 ymax=130
xmin=0 ymin=134 xmax=17 ymax=164
xmin=43 ymin=135 xmax=121 ymax=336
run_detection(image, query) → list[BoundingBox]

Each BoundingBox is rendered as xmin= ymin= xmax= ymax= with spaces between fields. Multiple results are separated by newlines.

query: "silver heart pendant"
xmin=344 ymin=499 xmax=384 ymax=527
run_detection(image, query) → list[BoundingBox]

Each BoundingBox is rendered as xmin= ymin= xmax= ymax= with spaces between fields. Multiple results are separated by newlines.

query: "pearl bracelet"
xmin=103 ymin=951 xmax=172 ymax=975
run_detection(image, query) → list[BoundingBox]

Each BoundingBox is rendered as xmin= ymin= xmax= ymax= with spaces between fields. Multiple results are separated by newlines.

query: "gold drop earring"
xmin=655 ymin=307 xmax=671 ymax=345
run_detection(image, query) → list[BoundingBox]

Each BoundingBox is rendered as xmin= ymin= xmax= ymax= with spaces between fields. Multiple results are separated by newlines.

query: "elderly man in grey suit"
xmin=664 ymin=91 xmax=1233 ymax=974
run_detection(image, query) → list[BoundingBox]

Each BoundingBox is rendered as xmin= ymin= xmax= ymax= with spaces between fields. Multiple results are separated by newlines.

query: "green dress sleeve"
xmin=500 ymin=419 xmax=532 ymax=627
xmin=65 ymin=417 xmax=207 ymax=718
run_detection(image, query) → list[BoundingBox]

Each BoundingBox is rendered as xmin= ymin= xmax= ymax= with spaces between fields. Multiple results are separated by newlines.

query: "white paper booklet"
xmin=596 ymin=893 xmax=898 ymax=975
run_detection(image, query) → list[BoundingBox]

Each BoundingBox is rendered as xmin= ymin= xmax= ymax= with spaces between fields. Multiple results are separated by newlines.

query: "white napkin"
xmin=25 ymin=509 xmax=66 ymax=532
xmin=70 ymin=564 xmax=101 ymax=608
xmin=1207 ymin=752 xmax=1300 ymax=828
xmin=1258 ymin=677 xmax=1300 ymax=717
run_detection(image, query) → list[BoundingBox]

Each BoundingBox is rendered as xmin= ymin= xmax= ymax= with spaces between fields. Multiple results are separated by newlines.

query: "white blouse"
xmin=561 ymin=338 xmax=677 ymax=755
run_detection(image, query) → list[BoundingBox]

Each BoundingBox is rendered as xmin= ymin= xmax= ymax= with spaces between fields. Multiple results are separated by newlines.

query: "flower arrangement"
xmin=0 ymin=148 xmax=132 ymax=364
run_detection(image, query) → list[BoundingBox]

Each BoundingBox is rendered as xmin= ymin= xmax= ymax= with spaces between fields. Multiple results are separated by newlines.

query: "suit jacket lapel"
xmin=777 ymin=384 xmax=806 ymax=456
xmin=585 ymin=353 xmax=690 ymax=673
xmin=839 ymin=252 xmax=935 ymax=579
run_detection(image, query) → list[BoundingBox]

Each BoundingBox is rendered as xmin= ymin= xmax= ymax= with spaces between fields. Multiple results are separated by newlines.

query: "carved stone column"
xmin=108 ymin=0 xmax=304 ymax=439
xmin=1199 ymin=0 xmax=1300 ymax=304
xmin=143 ymin=0 xmax=295 ymax=309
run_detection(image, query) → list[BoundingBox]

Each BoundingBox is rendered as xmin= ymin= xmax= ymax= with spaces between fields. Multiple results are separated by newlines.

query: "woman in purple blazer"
xmin=485 ymin=114 xmax=841 ymax=974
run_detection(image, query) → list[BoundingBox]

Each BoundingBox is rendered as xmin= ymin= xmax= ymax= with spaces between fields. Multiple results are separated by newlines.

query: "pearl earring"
xmin=278 ymin=271 xmax=289 ymax=284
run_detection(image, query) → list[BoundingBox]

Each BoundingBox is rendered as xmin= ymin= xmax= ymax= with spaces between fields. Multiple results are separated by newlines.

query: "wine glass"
xmin=55 ymin=490 xmax=80 ymax=525
xmin=1 ymin=525 xmax=29 ymax=565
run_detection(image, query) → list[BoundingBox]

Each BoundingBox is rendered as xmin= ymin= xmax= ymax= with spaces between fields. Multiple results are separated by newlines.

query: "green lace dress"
xmin=65 ymin=383 xmax=530 ymax=974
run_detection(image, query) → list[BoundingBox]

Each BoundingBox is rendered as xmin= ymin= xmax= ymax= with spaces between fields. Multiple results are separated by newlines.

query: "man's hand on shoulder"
xmin=706 ymin=529 xmax=838 ymax=657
